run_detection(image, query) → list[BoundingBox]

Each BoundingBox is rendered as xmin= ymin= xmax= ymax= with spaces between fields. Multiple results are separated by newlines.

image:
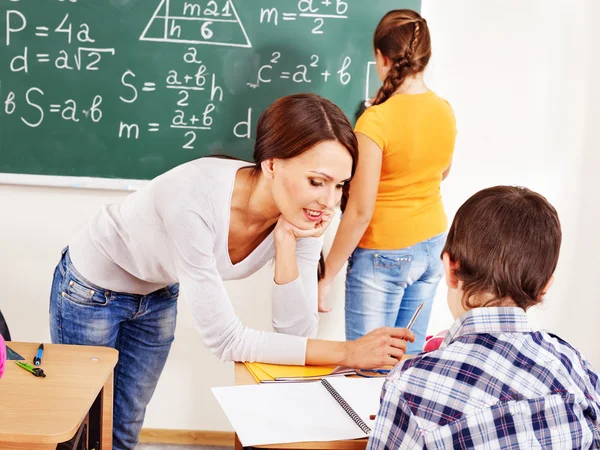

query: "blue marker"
xmin=33 ymin=343 xmax=44 ymax=366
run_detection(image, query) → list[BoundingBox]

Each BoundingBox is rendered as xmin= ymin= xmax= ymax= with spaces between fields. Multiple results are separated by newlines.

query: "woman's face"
xmin=268 ymin=141 xmax=353 ymax=230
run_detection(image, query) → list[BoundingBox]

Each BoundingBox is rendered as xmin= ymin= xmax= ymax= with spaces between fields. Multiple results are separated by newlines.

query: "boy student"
xmin=368 ymin=186 xmax=600 ymax=449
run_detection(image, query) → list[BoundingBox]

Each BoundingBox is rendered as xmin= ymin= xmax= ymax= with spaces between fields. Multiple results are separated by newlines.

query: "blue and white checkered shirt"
xmin=367 ymin=307 xmax=600 ymax=449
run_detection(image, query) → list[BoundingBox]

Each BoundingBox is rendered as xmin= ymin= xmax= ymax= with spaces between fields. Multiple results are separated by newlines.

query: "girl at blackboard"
xmin=49 ymin=93 xmax=414 ymax=450
xmin=319 ymin=10 xmax=457 ymax=353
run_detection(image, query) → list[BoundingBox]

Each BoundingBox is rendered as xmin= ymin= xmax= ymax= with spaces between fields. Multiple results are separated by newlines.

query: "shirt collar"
xmin=440 ymin=307 xmax=532 ymax=349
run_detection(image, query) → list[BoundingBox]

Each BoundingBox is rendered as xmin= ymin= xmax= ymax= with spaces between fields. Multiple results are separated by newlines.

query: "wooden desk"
xmin=0 ymin=342 xmax=118 ymax=450
xmin=233 ymin=363 xmax=368 ymax=450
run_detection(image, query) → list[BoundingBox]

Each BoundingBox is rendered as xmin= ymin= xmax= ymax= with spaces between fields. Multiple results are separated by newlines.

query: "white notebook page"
xmin=212 ymin=377 xmax=385 ymax=447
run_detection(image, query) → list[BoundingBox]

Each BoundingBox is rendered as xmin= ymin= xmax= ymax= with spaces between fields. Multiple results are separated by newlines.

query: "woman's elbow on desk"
xmin=197 ymin=321 xmax=253 ymax=363
xmin=202 ymin=337 xmax=231 ymax=362
xmin=273 ymin=312 xmax=319 ymax=339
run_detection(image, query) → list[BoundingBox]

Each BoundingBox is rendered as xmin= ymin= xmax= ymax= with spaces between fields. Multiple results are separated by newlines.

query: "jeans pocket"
xmin=61 ymin=273 xmax=110 ymax=307
xmin=165 ymin=283 xmax=179 ymax=300
xmin=373 ymin=253 xmax=412 ymax=289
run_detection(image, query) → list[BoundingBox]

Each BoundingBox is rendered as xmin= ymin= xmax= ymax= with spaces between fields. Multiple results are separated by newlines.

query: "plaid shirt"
xmin=367 ymin=307 xmax=600 ymax=449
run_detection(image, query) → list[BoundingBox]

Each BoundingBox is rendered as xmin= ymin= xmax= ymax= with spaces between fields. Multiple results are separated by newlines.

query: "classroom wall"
xmin=560 ymin=0 xmax=600 ymax=352
xmin=0 ymin=0 xmax=595 ymax=432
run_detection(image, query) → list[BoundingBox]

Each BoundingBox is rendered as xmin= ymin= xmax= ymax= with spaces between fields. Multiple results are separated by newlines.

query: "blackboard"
xmin=0 ymin=0 xmax=420 ymax=188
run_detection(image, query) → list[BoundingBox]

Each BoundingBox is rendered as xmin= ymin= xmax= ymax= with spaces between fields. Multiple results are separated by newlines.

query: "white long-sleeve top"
xmin=69 ymin=158 xmax=321 ymax=365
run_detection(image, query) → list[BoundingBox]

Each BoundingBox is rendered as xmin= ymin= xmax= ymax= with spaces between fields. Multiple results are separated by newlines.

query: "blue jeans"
xmin=49 ymin=248 xmax=178 ymax=450
xmin=345 ymin=233 xmax=446 ymax=354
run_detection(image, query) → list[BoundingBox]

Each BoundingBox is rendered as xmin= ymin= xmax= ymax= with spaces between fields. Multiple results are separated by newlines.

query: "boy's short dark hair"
xmin=442 ymin=186 xmax=561 ymax=310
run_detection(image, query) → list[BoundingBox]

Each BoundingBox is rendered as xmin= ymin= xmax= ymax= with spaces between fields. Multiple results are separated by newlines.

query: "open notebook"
xmin=212 ymin=377 xmax=385 ymax=447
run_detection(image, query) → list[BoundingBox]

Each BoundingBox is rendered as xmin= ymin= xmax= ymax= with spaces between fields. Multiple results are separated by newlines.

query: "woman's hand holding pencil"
xmin=343 ymin=326 xmax=415 ymax=369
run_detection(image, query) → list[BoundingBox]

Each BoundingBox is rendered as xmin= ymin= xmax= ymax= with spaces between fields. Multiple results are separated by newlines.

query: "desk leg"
xmin=235 ymin=433 xmax=244 ymax=450
xmin=100 ymin=369 xmax=114 ymax=450
xmin=89 ymin=369 xmax=114 ymax=450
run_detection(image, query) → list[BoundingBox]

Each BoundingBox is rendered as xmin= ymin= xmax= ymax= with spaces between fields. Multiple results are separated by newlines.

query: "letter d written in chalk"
xmin=234 ymin=108 xmax=252 ymax=139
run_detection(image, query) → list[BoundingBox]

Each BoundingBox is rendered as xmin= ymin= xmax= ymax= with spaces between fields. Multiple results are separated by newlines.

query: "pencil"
xmin=406 ymin=302 xmax=424 ymax=330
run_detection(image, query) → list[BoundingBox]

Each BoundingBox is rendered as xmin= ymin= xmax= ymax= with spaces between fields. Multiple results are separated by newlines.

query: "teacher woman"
xmin=49 ymin=94 xmax=414 ymax=450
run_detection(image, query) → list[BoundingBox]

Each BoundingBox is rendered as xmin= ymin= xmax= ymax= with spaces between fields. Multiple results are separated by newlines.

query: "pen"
xmin=406 ymin=302 xmax=424 ymax=331
xmin=15 ymin=361 xmax=46 ymax=377
xmin=33 ymin=343 xmax=44 ymax=366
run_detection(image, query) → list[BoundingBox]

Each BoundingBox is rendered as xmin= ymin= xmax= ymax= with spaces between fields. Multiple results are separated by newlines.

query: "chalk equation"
xmin=260 ymin=0 xmax=348 ymax=35
xmin=2 ymin=0 xmax=380 ymax=154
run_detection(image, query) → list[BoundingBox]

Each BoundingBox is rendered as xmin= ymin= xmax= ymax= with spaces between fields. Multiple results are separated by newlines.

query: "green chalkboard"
xmin=0 ymin=0 xmax=420 ymax=185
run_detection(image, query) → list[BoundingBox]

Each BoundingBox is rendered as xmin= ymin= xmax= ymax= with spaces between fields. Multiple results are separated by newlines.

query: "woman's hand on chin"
xmin=275 ymin=211 xmax=334 ymax=241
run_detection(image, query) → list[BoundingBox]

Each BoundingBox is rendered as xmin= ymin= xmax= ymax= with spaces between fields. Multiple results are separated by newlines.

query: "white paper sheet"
xmin=212 ymin=377 xmax=385 ymax=447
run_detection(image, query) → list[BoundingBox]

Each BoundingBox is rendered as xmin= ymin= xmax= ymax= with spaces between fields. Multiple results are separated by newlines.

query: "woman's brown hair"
xmin=372 ymin=9 xmax=431 ymax=106
xmin=252 ymin=94 xmax=357 ymax=177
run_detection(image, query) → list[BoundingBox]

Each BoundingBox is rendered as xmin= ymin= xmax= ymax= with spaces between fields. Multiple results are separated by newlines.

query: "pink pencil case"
xmin=0 ymin=334 xmax=5 ymax=379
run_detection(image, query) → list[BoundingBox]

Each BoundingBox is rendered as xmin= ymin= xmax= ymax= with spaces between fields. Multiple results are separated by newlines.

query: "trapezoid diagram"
xmin=140 ymin=0 xmax=252 ymax=48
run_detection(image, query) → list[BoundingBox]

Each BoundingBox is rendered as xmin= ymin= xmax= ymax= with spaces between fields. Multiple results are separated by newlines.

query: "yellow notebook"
xmin=244 ymin=363 xmax=273 ymax=383
xmin=244 ymin=362 xmax=355 ymax=383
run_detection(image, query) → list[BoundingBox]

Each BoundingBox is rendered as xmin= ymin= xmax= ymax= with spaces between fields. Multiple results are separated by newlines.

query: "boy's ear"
xmin=539 ymin=275 xmax=555 ymax=299
xmin=442 ymin=252 xmax=459 ymax=289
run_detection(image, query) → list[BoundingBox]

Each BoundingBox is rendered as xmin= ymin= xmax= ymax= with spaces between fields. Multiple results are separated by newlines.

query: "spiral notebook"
xmin=212 ymin=377 xmax=385 ymax=446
